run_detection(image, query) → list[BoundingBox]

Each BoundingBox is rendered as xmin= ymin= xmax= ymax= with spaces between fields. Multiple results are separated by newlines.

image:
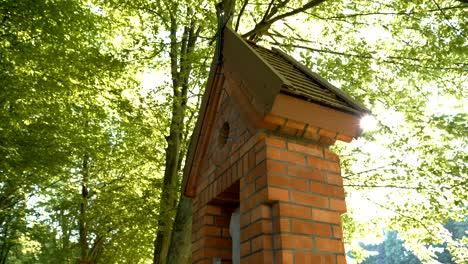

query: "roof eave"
xmin=181 ymin=61 xmax=223 ymax=198
xmin=272 ymin=47 xmax=371 ymax=116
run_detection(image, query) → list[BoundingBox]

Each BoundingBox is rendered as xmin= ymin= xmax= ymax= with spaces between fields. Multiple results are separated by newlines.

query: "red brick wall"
xmin=239 ymin=134 xmax=347 ymax=263
xmin=192 ymin=79 xmax=263 ymax=264
xmin=192 ymin=79 xmax=348 ymax=263
xmin=192 ymin=204 xmax=234 ymax=264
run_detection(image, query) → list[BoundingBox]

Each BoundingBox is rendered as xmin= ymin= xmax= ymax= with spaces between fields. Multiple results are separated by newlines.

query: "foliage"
xmin=359 ymin=231 xmax=421 ymax=264
xmin=1 ymin=0 xmax=164 ymax=263
xmin=307 ymin=1 xmax=468 ymax=261
xmin=355 ymin=217 xmax=468 ymax=264
xmin=230 ymin=0 xmax=467 ymax=261
xmin=1 ymin=0 xmax=466 ymax=263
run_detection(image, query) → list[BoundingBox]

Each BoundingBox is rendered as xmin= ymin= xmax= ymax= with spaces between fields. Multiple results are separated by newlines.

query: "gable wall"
xmin=192 ymin=76 xmax=265 ymax=264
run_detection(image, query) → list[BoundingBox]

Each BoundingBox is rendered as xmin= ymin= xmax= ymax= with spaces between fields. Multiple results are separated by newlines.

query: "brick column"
xmin=191 ymin=133 xmax=266 ymax=264
xmin=192 ymin=204 xmax=234 ymax=264
xmin=240 ymin=130 xmax=347 ymax=264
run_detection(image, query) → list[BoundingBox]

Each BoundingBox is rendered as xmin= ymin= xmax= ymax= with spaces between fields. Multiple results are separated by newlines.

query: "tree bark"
xmin=0 ymin=224 xmax=11 ymax=264
xmin=153 ymin=7 xmax=196 ymax=264
xmin=152 ymin=111 xmax=183 ymax=264
xmin=79 ymin=155 xmax=90 ymax=263
xmin=163 ymin=2 xmax=232 ymax=263
xmin=242 ymin=0 xmax=327 ymax=40
xmin=59 ymin=209 xmax=71 ymax=260
xmin=166 ymin=195 xmax=193 ymax=264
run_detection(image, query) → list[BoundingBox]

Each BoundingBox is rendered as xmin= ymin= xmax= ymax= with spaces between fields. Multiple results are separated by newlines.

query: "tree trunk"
xmin=88 ymin=235 xmax=104 ymax=263
xmin=59 ymin=209 xmax=71 ymax=261
xmin=153 ymin=5 xmax=201 ymax=263
xmin=0 ymin=224 xmax=11 ymax=264
xmin=153 ymin=14 xmax=187 ymax=263
xmin=163 ymin=2 xmax=233 ymax=263
xmin=152 ymin=119 xmax=182 ymax=264
xmin=78 ymin=155 xmax=90 ymax=263
xmin=166 ymin=195 xmax=192 ymax=264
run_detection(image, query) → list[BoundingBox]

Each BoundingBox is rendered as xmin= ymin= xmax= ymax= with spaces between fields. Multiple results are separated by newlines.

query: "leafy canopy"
xmin=1 ymin=0 xmax=466 ymax=263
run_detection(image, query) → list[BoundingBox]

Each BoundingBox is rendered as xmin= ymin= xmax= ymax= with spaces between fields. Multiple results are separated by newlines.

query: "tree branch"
xmin=310 ymin=5 xmax=466 ymax=20
xmin=169 ymin=14 xmax=179 ymax=91
xmin=270 ymin=41 xmax=468 ymax=71
xmin=242 ymin=0 xmax=326 ymax=40
xmin=235 ymin=0 xmax=249 ymax=32
xmin=344 ymin=184 xmax=433 ymax=190
xmin=261 ymin=0 xmax=276 ymax=23
xmin=145 ymin=7 xmax=169 ymax=28
xmin=431 ymin=0 xmax=467 ymax=38
xmin=342 ymin=162 xmax=398 ymax=179
xmin=361 ymin=194 xmax=435 ymax=237
xmin=180 ymin=20 xmax=201 ymax=104
xmin=266 ymin=0 xmax=291 ymax=21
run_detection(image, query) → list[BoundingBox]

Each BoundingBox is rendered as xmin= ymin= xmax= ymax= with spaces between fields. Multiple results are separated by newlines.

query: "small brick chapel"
xmin=181 ymin=25 xmax=370 ymax=264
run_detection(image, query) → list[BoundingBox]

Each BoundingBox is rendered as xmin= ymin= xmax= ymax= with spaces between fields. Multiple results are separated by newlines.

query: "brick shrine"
xmin=181 ymin=26 xmax=370 ymax=264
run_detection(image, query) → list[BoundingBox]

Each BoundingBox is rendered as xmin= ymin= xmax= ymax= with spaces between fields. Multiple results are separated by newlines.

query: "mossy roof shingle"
xmin=249 ymin=43 xmax=369 ymax=115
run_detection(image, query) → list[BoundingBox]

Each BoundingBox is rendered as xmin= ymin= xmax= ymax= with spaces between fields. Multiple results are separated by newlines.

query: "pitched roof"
xmin=182 ymin=27 xmax=369 ymax=197
xmin=249 ymin=43 xmax=370 ymax=115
